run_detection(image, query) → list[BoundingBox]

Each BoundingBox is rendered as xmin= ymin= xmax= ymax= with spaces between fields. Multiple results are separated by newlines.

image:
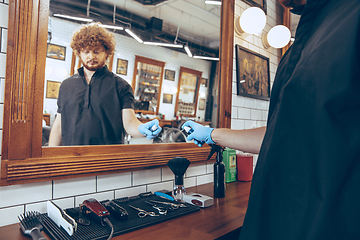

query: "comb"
xmin=18 ymin=211 xmax=47 ymax=240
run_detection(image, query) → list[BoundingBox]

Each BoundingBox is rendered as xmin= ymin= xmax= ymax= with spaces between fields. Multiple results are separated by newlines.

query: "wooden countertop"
xmin=0 ymin=181 xmax=251 ymax=240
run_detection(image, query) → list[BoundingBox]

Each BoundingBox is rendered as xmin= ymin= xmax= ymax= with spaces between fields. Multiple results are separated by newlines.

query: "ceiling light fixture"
xmin=125 ymin=29 xmax=143 ymax=43
xmin=184 ymin=45 xmax=193 ymax=57
xmin=262 ymin=25 xmax=291 ymax=49
xmin=205 ymin=0 xmax=222 ymax=5
xmin=143 ymin=42 xmax=183 ymax=48
xmin=194 ymin=55 xmax=219 ymax=61
xmin=234 ymin=7 xmax=266 ymax=35
xmin=101 ymin=24 xmax=124 ymax=30
xmin=53 ymin=14 xmax=93 ymax=22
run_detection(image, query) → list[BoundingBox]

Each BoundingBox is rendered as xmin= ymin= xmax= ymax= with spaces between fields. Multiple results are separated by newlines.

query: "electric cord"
xmin=103 ymin=217 xmax=114 ymax=240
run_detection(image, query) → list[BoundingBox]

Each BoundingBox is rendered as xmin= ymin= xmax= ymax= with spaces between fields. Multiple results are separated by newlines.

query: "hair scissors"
xmin=128 ymin=205 xmax=159 ymax=218
xmin=145 ymin=201 xmax=167 ymax=215
xmin=149 ymin=200 xmax=187 ymax=209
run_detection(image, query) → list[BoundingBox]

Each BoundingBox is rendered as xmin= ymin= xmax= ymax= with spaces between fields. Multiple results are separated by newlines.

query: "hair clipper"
xmin=80 ymin=198 xmax=110 ymax=226
xmin=104 ymin=200 xmax=128 ymax=220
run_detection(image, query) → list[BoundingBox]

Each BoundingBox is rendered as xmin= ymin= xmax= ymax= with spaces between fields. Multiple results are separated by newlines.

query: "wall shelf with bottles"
xmin=132 ymin=56 xmax=165 ymax=115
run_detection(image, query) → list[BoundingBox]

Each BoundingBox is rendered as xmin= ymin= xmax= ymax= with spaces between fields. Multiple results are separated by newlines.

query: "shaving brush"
xmin=167 ymin=157 xmax=191 ymax=201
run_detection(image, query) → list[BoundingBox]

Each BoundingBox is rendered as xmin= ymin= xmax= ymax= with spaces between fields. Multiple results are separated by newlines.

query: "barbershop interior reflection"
xmin=43 ymin=0 xmax=220 ymax=146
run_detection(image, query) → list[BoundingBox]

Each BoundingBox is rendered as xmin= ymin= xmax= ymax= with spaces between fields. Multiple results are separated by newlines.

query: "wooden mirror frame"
xmin=0 ymin=0 xmax=234 ymax=186
xmin=174 ymin=67 xmax=202 ymax=118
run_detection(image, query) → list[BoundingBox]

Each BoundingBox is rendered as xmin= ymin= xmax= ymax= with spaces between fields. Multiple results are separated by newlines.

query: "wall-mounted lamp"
xmin=125 ymin=29 xmax=143 ymax=43
xmin=235 ymin=7 xmax=266 ymax=35
xmin=184 ymin=45 xmax=193 ymax=57
xmin=262 ymin=25 xmax=291 ymax=49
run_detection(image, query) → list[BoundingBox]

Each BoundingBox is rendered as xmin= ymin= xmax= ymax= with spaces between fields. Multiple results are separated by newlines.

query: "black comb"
xmin=18 ymin=211 xmax=47 ymax=240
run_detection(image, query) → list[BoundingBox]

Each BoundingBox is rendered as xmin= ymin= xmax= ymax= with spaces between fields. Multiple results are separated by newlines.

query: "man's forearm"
xmin=126 ymin=118 xmax=144 ymax=137
xmin=48 ymin=129 xmax=62 ymax=146
xmin=211 ymin=127 xmax=266 ymax=154
xmin=48 ymin=114 xmax=62 ymax=146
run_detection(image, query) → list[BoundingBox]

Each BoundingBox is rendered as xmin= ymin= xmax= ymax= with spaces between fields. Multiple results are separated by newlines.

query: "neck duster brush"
xmin=167 ymin=157 xmax=191 ymax=201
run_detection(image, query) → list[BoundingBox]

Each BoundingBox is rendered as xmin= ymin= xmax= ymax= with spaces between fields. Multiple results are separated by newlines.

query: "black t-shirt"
xmin=57 ymin=65 xmax=134 ymax=145
xmin=240 ymin=0 xmax=360 ymax=239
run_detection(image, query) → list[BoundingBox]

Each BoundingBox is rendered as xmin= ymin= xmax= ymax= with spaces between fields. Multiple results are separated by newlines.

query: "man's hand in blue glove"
xmin=139 ymin=119 xmax=162 ymax=139
xmin=181 ymin=120 xmax=215 ymax=147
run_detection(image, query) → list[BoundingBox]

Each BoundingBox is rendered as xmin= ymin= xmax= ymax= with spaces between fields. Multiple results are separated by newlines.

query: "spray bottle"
xmin=182 ymin=125 xmax=225 ymax=198
xmin=206 ymin=144 xmax=225 ymax=198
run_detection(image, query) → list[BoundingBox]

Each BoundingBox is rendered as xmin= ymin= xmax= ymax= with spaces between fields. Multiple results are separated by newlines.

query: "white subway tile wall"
xmin=0 ymin=0 xmax=282 ymax=227
xmin=53 ymin=177 xmax=97 ymax=199
xmin=233 ymin=0 xmax=282 ymax=170
xmin=97 ymin=172 xmax=132 ymax=192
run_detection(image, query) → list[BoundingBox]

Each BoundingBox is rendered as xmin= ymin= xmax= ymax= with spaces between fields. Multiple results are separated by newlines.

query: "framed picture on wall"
xmin=46 ymin=43 xmax=66 ymax=61
xmin=242 ymin=0 xmax=267 ymax=14
xmin=46 ymin=80 xmax=61 ymax=99
xmin=235 ymin=44 xmax=270 ymax=100
xmin=200 ymin=78 xmax=208 ymax=87
xmin=116 ymin=58 xmax=128 ymax=75
xmin=164 ymin=69 xmax=175 ymax=81
xmin=163 ymin=93 xmax=173 ymax=104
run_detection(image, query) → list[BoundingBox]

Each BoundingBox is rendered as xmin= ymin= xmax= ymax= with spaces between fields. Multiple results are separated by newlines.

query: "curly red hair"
xmin=70 ymin=22 xmax=116 ymax=57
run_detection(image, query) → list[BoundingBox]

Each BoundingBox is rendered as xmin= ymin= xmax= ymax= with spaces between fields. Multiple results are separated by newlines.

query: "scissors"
xmin=128 ymin=205 xmax=159 ymax=218
xmin=149 ymin=200 xmax=187 ymax=209
xmin=145 ymin=201 xmax=167 ymax=215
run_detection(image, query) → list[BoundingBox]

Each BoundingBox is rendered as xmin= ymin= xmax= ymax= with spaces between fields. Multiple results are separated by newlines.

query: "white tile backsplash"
xmin=161 ymin=167 xmax=174 ymax=182
xmin=197 ymin=174 xmax=214 ymax=185
xmin=52 ymin=197 xmax=75 ymax=210
xmin=0 ymin=78 xmax=5 ymax=103
xmin=25 ymin=201 xmax=47 ymax=213
xmin=244 ymin=97 xmax=257 ymax=109
xmin=0 ymin=182 xmax=52 ymax=208
xmin=97 ymin=172 xmax=131 ymax=192
xmin=147 ymin=181 xmax=173 ymax=193
xmin=256 ymin=100 xmax=269 ymax=110
xmin=132 ymin=168 xmax=161 ymax=186
xmin=0 ymin=53 xmax=6 ymax=78
xmin=250 ymin=109 xmax=262 ymax=121
xmin=0 ymin=4 xmax=8 ymax=28
xmin=0 ymin=103 xmax=3 ymax=128
xmin=185 ymin=164 xmax=207 ymax=177
xmin=244 ymin=120 xmax=257 ymax=129
xmin=1 ymin=28 xmax=7 ymax=53
xmin=238 ymin=107 xmax=251 ymax=119
xmin=0 ymin=205 xmax=23 ymax=227
xmin=115 ymin=186 xmax=147 ymax=199
xmin=184 ymin=177 xmax=196 ymax=188
xmin=231 ymin=119 xmax=245 ymax=130
xmin=53 ymin=176 xmax=96 ymax=199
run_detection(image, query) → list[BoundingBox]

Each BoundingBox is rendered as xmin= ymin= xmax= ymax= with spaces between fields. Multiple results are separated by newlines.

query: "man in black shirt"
xmin=183 ymin=0 xmax=360 ymax=239
xmin=49 ymin=23 xmax=161 ymax=146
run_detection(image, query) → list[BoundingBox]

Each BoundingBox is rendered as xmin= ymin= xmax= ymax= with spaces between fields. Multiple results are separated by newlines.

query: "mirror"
xmin=0 ymin=0 xmax=234 ymax=186
xmin=175 ymin=67 xmax=202 ymax=118
xmin=42 ymin=0 xmax=220 ymax=146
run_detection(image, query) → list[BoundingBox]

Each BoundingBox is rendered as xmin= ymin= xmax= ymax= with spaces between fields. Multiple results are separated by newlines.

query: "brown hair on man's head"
xmin=70 ymin=22 xmax=116 ymax=57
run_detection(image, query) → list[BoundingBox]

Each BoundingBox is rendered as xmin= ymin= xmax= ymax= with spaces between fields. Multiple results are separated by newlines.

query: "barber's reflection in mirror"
xmin=48 ymin=22 xmax=161 ymax=146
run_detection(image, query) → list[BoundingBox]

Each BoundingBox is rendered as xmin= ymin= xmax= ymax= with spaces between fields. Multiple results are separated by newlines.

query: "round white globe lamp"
xmin=262 ymin=25 xmax=291 ymax=49
xmin=236 ymin=7 xmax=266 ymax=35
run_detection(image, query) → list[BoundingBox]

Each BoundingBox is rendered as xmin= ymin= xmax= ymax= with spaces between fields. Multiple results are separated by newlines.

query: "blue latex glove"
xmin=139 ymin=119 xmax=162 ymax=139
xmin=181 ymin=120 xmax=215 ymax=147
